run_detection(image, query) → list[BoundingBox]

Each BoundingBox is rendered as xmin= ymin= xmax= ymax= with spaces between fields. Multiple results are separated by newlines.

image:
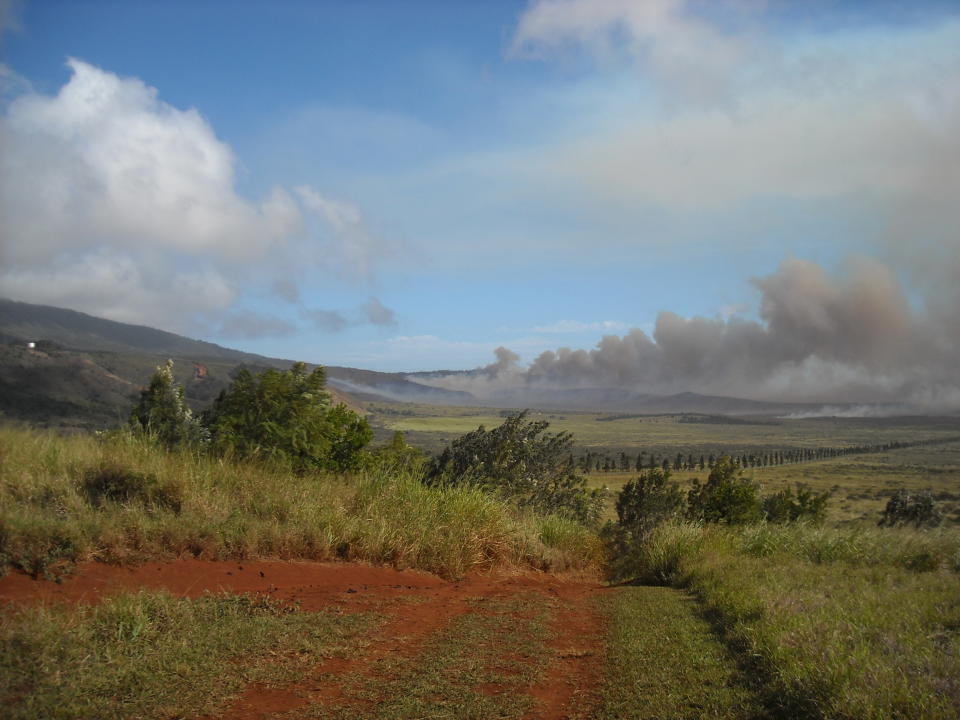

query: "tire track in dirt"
xmin=0 ymin=561 xmax=608 ymax=720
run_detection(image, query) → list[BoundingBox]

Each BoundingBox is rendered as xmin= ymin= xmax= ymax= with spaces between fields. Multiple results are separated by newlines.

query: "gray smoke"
xmin=419 ymin=258 xmax=960 ymax=410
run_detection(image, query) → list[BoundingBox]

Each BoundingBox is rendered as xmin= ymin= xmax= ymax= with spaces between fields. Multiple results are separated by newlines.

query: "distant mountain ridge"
xmin=0 ymin=299 xmax=470 ymax=427
xmin=0 ymin=298 xmax=293 ymax=364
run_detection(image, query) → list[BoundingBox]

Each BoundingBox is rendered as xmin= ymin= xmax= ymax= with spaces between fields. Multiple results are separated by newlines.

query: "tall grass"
xmin=619 ymin=521 xmax=960 ymax=719
xmin=0 ymin=589 xmax=378 ymax=719
xmin=0 ymin=426 xmax=600 ymax=580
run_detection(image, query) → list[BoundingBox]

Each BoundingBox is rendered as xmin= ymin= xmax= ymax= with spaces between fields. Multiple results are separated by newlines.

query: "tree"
xmin=687 ymin=456 xmax=761 ymax=524
xmin=203 ymin=362 xmax=371 ymax=472
xmin=425 ymin=411 xmax=603 ymax=523
xmin=129 ymin=359 xmax=203 ymax=447
xmin=615 ymin=468 xmax=685 ymax=538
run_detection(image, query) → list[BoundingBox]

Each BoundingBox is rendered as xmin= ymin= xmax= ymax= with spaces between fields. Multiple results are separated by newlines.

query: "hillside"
xmin=0 ymin=299 xmax=468 ymax=427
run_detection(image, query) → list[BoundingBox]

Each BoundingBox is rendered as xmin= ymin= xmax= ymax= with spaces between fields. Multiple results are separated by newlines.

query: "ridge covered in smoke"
xmin=416 ymin=258 xmax=960 ymax=412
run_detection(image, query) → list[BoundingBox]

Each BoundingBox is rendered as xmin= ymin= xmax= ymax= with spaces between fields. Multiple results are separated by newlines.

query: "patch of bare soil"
xmin=524 ymin=585 xmax=607 ymax=720
xmin=0 ymin=560 xmax=607 ymax=719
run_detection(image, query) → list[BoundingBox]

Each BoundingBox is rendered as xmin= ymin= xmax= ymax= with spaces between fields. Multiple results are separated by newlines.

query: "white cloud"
xmin=508 ymin=3 xmax=960 ymax=312
xmin=294 ymin=185 xmax=396 ymax=282
xmin=0 ymin=59 xmax=396 ymax=335
xmin=511 ymin=0 xmax=762 ymax=108
xmin=1 ymin=59 xmax=299 ymax=265
xmin=532 ymin=319 xmax=628 ymax=333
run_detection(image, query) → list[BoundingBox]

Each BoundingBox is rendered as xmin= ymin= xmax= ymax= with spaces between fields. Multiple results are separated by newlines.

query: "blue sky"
xmin=2 ymin=0 xmax=959 ymax=404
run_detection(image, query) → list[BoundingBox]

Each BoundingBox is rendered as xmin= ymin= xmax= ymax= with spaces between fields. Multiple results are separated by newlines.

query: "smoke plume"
xmin=419 ymin=258 xmax=960 ymax=411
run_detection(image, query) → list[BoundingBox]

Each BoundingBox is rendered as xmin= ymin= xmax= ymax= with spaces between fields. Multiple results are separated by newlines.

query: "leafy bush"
xmin=879 ymin=488 xmax=943 ymax=528
xmin=615 ymin=468 xmax=685 ymax=537
xmin=425 ymin=411 xmax=603 ymax=524
xmin=202 ymin=362 xmax=372 ymax=472
xmin=129 ymin=359 xmax=204 ymax=447
xmin=762 ymin=484 xmax=830 ymax=524
xmin=686 ymin=456 xmax=762 ymax=525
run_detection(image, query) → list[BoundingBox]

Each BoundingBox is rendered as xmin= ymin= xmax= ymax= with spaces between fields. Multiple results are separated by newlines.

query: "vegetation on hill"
xmin=0 ymin=425 xmax=600 ymax=581
xmin=425 ymin=410 xmax=605 ymax=524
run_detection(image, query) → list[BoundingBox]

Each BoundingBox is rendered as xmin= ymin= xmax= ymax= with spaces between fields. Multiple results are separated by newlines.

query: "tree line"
xmin=578 ymin=436 xmax=960 ymax=474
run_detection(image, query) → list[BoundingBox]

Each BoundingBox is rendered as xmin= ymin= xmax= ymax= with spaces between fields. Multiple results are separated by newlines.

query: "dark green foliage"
xmin=426 ymin=411 xmax=603 ymax=523
xmin=762 ymin=484 xmax=830 ymax=524
xmin=82 ymin=463 xmax=183 ymax=513
xmin=604 ymin=468 xmax=686 ymax=581
xmin=879 ymin=489 xmax=943 ymax=528
xmin=615 ymin=468 xmax=685 ymax=537
xmin=203 ymin=362 xmax=371 ymax=472
xmin=129 ymin=360 xmax=203 ymax=447
xmin=687 ymin=456 xmax=762 ymax=525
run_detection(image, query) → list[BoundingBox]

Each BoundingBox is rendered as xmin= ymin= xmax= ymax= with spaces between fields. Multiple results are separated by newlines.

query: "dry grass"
xmin=0 ymin=425 xmax=601 ymax=580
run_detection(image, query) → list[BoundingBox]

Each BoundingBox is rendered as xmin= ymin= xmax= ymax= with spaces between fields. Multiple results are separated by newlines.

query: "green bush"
xmin=615 ymin=468 xmax=685 ymax=537
xmin=762 ymin=484 xmax=830 ymax=524
xmin=686 ymin=456 xmax=762 ymax=525
xmin=879 ymin=488 xmax=943 ymax=528
xmin=425 ymin=411 xmax=603 ymax=524
xmin=202 ymin=362 xmax=372 ymax=472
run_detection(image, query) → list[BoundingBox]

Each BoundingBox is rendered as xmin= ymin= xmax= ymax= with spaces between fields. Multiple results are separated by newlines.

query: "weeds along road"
xmin=0 ymin=558 xmax=762 ymax=720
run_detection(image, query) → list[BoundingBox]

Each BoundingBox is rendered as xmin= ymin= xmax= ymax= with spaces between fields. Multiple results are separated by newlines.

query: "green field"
xmin=365 ymin=401 xmax=960 ymax=526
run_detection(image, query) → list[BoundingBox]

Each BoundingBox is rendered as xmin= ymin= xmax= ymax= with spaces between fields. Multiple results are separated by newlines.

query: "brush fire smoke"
xmin=417 ymin=258 xmax=960 ymax=412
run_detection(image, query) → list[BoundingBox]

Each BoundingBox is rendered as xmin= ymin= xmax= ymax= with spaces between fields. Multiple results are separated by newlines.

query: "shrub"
xmin=425 ymin=411 xmax=603 ymax=524
xmin=878 ymin=488 xmax=942 ymax=528
xmin=762 ymin=484 xmax=830 ymax=524
xmin=203 ymin=362 xmax=372 ymax=472
xmin=686 ymin=456 xmax=762 ymax=525
xmin=615 ymin=468 xmax=685 ymax=537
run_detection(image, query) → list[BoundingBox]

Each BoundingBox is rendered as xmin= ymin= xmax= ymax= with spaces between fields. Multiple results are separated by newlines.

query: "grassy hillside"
xmin=0 ymin=426 xmax=600 ymax=581
xmin=620 ymin=521 xmax=960 ymax=719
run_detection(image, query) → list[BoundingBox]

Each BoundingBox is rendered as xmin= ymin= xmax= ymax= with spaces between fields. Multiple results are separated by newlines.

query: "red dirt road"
xmin=0 ymin=560 xmax=607 ymax=720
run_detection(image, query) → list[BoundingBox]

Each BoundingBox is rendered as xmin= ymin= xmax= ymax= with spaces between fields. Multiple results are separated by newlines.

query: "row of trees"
xmin=129 ymin=360 xmax=372 ymax=472
xmin=580 ymin=436 xmax=960 ymax=474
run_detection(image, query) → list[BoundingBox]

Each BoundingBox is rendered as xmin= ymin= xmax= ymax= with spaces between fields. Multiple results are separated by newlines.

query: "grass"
xmin=369 ymin=403 xmax=960 ymax=458
xmin=620 ymin=521 xmax=960 ymax=719
xmin=295 ymin=593 xmax=556 ymax=719
xmin=0 ymin=425 xmax=602 ymax=580
xmin=588 ymin=585 xmax=761 ymax=720
xmin=0 ymin=589 xmax=381 ymax=720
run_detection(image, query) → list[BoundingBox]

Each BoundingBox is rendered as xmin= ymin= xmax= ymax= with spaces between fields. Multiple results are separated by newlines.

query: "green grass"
xmin=369 ymin=403 xmax=960 ymax=457
xmin=0 ymin=425 xmax=602 ymax=580
xmin=588 ymin=585 xmax=761 ymax=720
xmin=296 ymin=593 xmax=556 ymax=719
xmin=621 ymin=521 xmax=960 ymax=719
xmin=0 ymin=589 xmax=381 ymax=720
